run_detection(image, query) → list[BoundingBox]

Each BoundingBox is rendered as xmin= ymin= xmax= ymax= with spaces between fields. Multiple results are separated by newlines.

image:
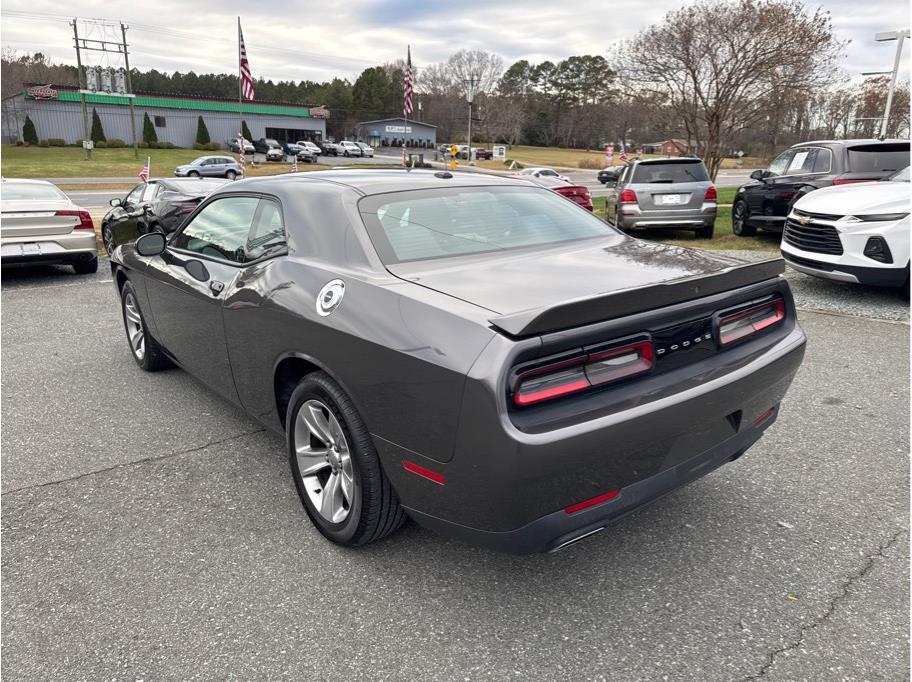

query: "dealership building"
xmin=356 ymin=117 xmax=437 ymax=149
xmin=1 ymin=85 xmax=329 ymax=147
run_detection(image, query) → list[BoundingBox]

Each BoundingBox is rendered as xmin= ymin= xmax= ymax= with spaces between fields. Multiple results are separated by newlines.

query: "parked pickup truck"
xmin=319 ymin=141 xmax=342 ymax=156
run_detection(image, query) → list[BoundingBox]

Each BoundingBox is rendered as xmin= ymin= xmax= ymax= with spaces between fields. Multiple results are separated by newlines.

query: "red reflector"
xmin=832 ymin=177 xmax=870 ymax=186
xmin=402 ymin=459 xmax=446 ymax=485
xmin=752 ymin=407 xmax=775 ymax=426
xmin=704 ymin=185 xmax=717 ymax=202
xmin=565 ymin=489 xmax=620 ymax=514
xmin=718 ymin=299 xmax=785 ymax=346
xmin=618 ymin=188 xmax=638 ymax=204
xmin=55 ymin=209 xmax=94 ymax=230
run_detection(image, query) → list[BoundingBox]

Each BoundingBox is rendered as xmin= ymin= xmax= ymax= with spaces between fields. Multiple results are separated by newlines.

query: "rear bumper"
xmin=1 ymin=232 xmax=97 ymax=265
xmin=619 ymin=205 xmax=716 ymax=229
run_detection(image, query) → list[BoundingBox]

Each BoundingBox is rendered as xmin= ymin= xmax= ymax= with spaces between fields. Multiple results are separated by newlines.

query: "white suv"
xmin=781 ymin=167 xmax=910 ymax=288
xmin=338 ymin=141 xmax=362 ymax=157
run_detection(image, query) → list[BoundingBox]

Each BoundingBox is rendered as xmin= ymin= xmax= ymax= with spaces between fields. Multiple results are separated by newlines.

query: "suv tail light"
xmin=717 ymin=298 xmax=785 ymax=346
xmin=832 ymin=176 xmax=870 ymax=186
xmin=618 ymin=189 xmax=638 ymax=205
xmin=513 ymin=338 xmax=654 ymax=406
xmin=704 ymin=186 xmax=717 ymax=202
xmin=56 ymin=209 xmax=94 ymax=230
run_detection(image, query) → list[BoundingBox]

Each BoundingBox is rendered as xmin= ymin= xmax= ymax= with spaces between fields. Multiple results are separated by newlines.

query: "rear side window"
xmin=631 ymin=162 xmax=709 ymax=183
xmin=812 ymin=148 xmax=832 ymax=173
xmin=359 ymin=186 xmax=616 ymax=263
xmin=847 ymin=144 xmax=911 ymax=173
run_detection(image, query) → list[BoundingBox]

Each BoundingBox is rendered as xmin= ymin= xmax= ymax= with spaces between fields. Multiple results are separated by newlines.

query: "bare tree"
xmin=447 ymin=49 xmax=503 ymax=100
xmin=618 ymin=0 xmax=845 ymax=178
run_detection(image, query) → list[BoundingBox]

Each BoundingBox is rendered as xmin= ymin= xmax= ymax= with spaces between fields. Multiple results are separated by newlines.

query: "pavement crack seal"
xmin=742 ymin=528 xmax=908 ymax=680
xmin=1 ymin=428 xmax=267 ymax=496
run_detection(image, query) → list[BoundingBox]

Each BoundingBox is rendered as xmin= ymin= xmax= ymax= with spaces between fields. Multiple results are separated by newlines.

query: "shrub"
xmin=90 ymin=108 xmax=106 ymax=143
xmin=47 ymin=138 xmax=66 ymax=147
xmin=38 ymin=139 xmax=50 ymax=147
xmin=94 ymin=140 xmax=107 ymax=148
xmin=505 ymin=159 xmax=524 ymax=170
xmin=106 ymin=138 xmax=126 ymax=148
xmin=192 ymin=142 xmax=205 ymax=150
xmin=195 ymin=116 xmax=210 ymax=145
xmin=22 ymin=115 xmax=38 ymax=145
xmin=577 ymin=157 xmax=605 ymax=169
xmin=160 ymin=141 xmax=175 ymax=149
xmin=138 ymin=141 xmax=149 ymax=149
xmin=15 ymin=140 xmax=23 ymax=146
xmin=205 ymin=142 xmax=219 ymax=151
xmin=142 ymin=112 xmax=158 ymax=143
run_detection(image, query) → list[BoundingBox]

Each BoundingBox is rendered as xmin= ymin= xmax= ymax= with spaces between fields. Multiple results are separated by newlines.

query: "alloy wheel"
xmin=123 ymin=292 xmax=145 ymax=360
xmin=294 ymin=399 xmax=355 ymax=524
xmin=102 ymin=226 xmax=115 ymax=254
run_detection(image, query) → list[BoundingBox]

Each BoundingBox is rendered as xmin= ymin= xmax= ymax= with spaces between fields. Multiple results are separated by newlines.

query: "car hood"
xmin=794 ymin=181 xmax=911 ymax=216
xmin=386 ymin=236 xmax=745 ymax=315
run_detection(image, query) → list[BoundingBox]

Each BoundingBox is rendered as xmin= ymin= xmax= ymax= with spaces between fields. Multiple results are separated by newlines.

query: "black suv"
xmin=253 ymin=138 xmax=283 ymax=154
xmin=732 ymin=139 xmax=910 ymax=237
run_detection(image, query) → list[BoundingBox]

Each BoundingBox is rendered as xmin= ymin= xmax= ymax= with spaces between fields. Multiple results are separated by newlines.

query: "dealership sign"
xmin=385 ymin=125 xmax=413 ymax=133
xmin=309 ymin=106 xmax=329 ymax=119
xmin=26 ymin=84 xmax=58 ymax=100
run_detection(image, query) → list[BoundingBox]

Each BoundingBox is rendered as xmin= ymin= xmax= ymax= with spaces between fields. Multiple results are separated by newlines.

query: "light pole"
xmin=874 ymin=29 xmax=910 ymax=139
xmin=464 ymin=77 xmax=478 ymax=165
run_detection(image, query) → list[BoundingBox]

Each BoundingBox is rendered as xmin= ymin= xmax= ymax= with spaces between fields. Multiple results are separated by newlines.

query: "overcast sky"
xmin=2 ymin=0 xmax=909 ymax=86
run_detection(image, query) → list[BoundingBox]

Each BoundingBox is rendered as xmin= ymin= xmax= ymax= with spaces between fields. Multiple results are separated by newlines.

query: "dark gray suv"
xmin=605 ymin=158 xmax=717 ymax=238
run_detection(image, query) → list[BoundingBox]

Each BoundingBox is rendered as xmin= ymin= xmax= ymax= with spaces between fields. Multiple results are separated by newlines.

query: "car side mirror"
xmin=109 ymin=198 xmax=122 ymax=207
xmin=136 ymin=232 xmax=166 ymax=257
xmin=750 ymin=169 xmax=766 ymax=181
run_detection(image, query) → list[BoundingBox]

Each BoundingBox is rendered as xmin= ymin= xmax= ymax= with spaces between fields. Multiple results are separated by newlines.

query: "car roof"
xmin=1 ymin=178 xmax=57 ymax=186
xmin=792 ymin=138 xmax=909 ymax=148
xmin=218 ymin=168 xmax=533 ymax=196
xmin=630 ymin=157 xmax=704 ymax=165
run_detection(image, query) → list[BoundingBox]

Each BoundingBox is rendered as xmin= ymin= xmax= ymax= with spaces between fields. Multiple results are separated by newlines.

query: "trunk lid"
xmin=0 ymin=200 xmax=82 ymax=238
xmin=387 ymin=236 xmax=768 ymax=327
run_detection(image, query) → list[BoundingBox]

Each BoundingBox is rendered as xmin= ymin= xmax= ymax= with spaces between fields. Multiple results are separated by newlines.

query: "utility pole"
xmin=72 ymin=19 xmax=91 ymax=160
xmin=464 ymin=77 xmax=478 ymax=165
xmin=875 ymin=29 xmax=910 ymax=139
xmin=121 ymin=22 xmax=138 ymax=159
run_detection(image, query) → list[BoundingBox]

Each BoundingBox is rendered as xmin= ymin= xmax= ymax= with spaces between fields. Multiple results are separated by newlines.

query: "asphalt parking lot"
xmin=2 ymin=258 xmax=908 ymax=680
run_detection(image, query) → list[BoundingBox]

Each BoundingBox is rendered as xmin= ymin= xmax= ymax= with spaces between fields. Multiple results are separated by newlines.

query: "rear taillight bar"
xmin=55 ymin=209 xmax=94 ymax=230
xmin=704 ymin=186 xmax=717 ymax=202
xmin=832 ymin=177 xmax=871 ymax=186
xmin=513 ymin=337 xmax=654 ymax=406
xmin=717 ymin=298 xmax=785 ymax=346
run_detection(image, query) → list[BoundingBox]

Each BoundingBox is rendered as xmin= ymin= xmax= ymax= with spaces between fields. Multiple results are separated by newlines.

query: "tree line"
xmin=2 ymin=0 xmax=909 ymax=175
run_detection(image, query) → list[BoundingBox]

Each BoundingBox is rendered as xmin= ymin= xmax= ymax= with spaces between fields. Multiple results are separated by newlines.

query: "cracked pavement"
xmin=2 ymin=261 xmax=909 ymax=680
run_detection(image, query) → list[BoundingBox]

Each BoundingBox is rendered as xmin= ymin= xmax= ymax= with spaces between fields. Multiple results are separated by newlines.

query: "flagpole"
xmin=402 ymin=45 xmax=409 ymax=169
xmin=237 ymin=17 xmax=243 ymax=148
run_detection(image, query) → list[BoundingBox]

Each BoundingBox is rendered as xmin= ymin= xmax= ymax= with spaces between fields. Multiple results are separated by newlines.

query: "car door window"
xmin=785 ymin=148 xmax=817 ymax=175
xmin=767 ymin=150 xmax=795 ymax=177
xmin=246 ymin=200 xmax=287 ymax=260
xmin=124 ymin=185 xmax=144 ymax=206
xmin=171 ymin=196 xmax=259 ymax=264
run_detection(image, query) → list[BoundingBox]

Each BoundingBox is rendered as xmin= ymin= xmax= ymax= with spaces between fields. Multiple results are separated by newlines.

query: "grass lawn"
xmin=592 ymin=196 xmax=780 ymax=252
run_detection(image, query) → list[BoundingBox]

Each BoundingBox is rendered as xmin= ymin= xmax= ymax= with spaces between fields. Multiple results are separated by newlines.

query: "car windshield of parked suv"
xmin=631 ymin=160 xmax=709 ymax=183
xmin=2 ymin=182 xmax=68 ymax=201
xmin=359 ymin=186 xmax=616 ymax=263
xmin=889 ymin=166 xmax=910 ymax=182
xmin=847 ymin=144 xmax=910 ymax=173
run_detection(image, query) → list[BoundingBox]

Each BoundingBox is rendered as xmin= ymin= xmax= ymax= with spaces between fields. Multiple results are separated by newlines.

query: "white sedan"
xmin=780 ymin=167 xmax=909 ymax=288
xmin=515 ymin=167 xmax=571 ymax=183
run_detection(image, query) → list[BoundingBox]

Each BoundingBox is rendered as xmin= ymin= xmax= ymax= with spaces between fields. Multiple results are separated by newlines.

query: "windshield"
xmin=632 ymin=161 xmax=709 ymax=183
xmin=847 ymin=144 xmax=910 ymax=173
xmin=1 ymin=183 xmax=67 ymax=201
xmin=359 ymin=186 xmax=615 ymax=264
xmin=889 ymin=166 xmax=910 ymax=182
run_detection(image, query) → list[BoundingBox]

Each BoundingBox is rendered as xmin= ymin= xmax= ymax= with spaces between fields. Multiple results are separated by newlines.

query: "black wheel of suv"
xmin=73 ymin=257 xmax=98 ymax=275
xmin=694 ymin=221 xmax=715 ymax=239
xmin=287 ymin=371 xmax=406 ymax=547
xmin=732 ymin=199 xmax=756 ymax=236
xmin=188 ymin=170 xmax=200 ymax=178
xmin=120 ymin=280 xmax=169 ymax=371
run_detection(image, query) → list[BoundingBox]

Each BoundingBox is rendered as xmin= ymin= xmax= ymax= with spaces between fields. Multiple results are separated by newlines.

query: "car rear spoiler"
xmin=489 ymin=257 xmax=786 ymax=337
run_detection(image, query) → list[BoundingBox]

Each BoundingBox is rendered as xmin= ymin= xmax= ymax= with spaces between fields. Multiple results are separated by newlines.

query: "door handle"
xmin=209 ymin=280 xmax=224 ymax=295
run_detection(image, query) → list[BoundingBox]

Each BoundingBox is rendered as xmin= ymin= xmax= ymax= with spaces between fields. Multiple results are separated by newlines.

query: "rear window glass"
xmin=632 ymin=162 xmax=708 ymax=183
xmin=164 ymin=178 xmax=227 ymax=194
xmin=847 ymin=144 xmax=910 ymax=173
xmin=2 ymin=183 xmax=67 ymax=201
xmin=359 ymin=186 xmax=615 ymax=263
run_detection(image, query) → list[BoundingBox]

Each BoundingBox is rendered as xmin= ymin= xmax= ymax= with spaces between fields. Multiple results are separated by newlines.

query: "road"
xmin=1 ymin=257 xmax=907 ymax=681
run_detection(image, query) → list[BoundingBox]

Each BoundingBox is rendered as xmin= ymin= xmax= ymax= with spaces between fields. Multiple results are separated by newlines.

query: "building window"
xmin=154 ymin=116 xmax=166 ymax=128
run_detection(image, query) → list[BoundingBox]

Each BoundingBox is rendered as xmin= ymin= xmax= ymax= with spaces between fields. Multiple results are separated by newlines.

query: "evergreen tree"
xmin=195 ymin=116 xmax=210 ymax=144
xmin=241 ymin=119 xmax=252 ymax=141
xmin=142 ymin=112 xmax=158 ymax=143
xmin=22 ymin=114 xmax=38 ymax=145
xmin=90 ymin=108 xmax=106 ymax=142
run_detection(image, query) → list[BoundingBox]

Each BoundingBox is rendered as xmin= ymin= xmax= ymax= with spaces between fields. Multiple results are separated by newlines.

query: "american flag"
xmin=239 ymin=21 xmax=255 ymax=100
xmin=138 ymin=156 xmax=150 ymax=182
xmin=403 ymin=46 xmax=413 ymax=116
xmin=619 ymin=143 xmax=629 ymax=163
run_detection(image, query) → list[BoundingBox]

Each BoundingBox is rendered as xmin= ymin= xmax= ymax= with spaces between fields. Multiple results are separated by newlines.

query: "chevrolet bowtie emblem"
xmin=798 ymin=215 xmax=810 ymax=225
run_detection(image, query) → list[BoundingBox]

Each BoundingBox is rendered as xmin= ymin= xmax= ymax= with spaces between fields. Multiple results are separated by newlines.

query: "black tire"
xmin=120 ymin=280 xmax=169 ymax=371
xmin=188 ymin=170 xmax=200 ymax=178
xmin=343 ymin=150 xmax=350 ymax=157
xmin=694 ymin=221 xmax=715 ymax=239
xmin=73 ymin=257 xmax=98 ymax=275
xmin=225 ymin=169 xmax=237 ymax=180
xmin=732 ymin=199 xmax=756 ymax=237
xmin=287 ymin=371 xmax=406 ymax=547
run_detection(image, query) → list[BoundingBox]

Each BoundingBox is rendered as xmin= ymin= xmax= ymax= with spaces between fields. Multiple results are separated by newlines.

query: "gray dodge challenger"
xmin=109 ymin=169 xmax=806 ymax=554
